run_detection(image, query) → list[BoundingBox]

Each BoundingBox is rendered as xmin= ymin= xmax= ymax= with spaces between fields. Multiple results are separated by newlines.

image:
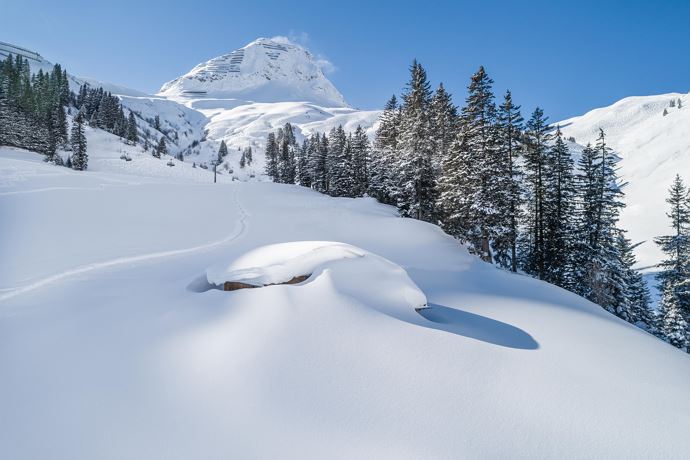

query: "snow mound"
xmin=206 ymin=241 xmax=427 ymax=317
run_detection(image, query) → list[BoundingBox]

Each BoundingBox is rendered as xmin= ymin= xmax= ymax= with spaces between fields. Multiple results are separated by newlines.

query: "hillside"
xmin=1 ymin=145 xmax=689 ymax=459
xmin=558 ymin=92 xmax=690 ymax=268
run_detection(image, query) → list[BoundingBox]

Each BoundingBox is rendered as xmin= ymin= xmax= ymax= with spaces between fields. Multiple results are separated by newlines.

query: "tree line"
xmin=264 ymin=60 xmax=689 ymax=351
xmin=0 ymin=53 xmax=155 ymax=171
xmin=0 ymin=53 xmax=70 ymax=159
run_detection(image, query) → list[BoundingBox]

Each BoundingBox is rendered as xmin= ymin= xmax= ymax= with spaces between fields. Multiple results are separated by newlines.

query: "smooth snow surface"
xmin=2 ymin=146 xmax=690 ymax=459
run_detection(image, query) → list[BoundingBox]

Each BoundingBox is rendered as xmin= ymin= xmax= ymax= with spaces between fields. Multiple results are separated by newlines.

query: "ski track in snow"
xmin=0 ymin=185 xmax=248 ymax=303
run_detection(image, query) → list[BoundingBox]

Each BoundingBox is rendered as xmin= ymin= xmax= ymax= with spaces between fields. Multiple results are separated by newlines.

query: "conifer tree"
xmin=369 ymin=95 xmax=400 ymax=203
xmin=307 ymin=133 xmax=325 ymax=192
xmin=217 ymin=140 xmax=228 ymax=162
xmin=264 ymin=132 xmax=279 ymax=180
xmin=296 ymin=139 xmax=311 ymax=187
xmin=351 ymin=125 xmax=370 ymax=196
xmin=464 ymin=66 xmax=502 ymax=260
xmin=154 ymin=137 xmax=167 ymax=158
xmin=277 ymin=123 xmax=296 ymax=184
xmin=127 ymin=110 xmax=138 ymax=144
xmin=617 ymin=234 xmax=654 ymax=329
xmin=494 ymin=90 xmax=524 ymax=271
xmin=543 ymin=127 xmax=577 ymax=287
xmin=571 ymin=130 xmax=627 ymax=316
xmin=396 ymin=60 xmax=437 ymax=221
xmin=654 ymin=174 xmax=690 ymax=348
xmin=521 ymin=108 xmax=552 ymax=277
xmin=327 ymin=126 xmax=354 ymax=196
xmin=430 ymin=83 xmax=458 ymax=171
xmin=70 ymin=111 xmax=88 ymax=170
xmin=659 ymin=283 xmax=689 ymax=350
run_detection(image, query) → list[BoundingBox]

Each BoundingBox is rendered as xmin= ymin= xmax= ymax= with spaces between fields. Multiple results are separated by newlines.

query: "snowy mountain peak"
xmin=158 ymin=37 xmax=348 ymax=107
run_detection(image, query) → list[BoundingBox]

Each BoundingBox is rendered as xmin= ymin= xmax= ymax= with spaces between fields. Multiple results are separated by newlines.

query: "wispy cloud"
xmin=270 ymin=31 xmax=337 ymax=74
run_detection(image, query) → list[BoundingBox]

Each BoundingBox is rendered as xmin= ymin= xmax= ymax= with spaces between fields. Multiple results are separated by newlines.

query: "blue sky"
xmin=4 ymin=0 xmax=690 ymax=120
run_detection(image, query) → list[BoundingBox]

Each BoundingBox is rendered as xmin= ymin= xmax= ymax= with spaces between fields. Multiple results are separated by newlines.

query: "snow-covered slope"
xmin=159 ymin=37 xmax=348 ymax=107
xmin=3 ymin=38 xmax=379 ymax=179
xmin=1 ymin=147 xmax=689 ymax=459
xmin=156 ymin=37 xmax=380 ymax=179
xmin=558 ymin=92 xmax=690 ymax=267
xmin=185 ymin=98 xmax=380 ymax=180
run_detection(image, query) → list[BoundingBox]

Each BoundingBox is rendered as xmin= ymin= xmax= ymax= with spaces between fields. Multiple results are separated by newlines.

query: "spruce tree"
xmin=396 ymin=60 xmax=437 ymax=222
xmin=370 ymin=95 xmax=400 ymax=204
xmin=430 ymin=83 xmax=458 ymax=171
xmin=654 ymin=174 xmax=690 ymax=348
xmin=617 ymin=234 xmax=654 ymax=330
xmin=70 ymin=111 xmax=88 ymax=170
xmin=494 ymin=90 xmax=524 ymax=271
xmin=351 ymin=125 xmax=370 ymax=197
xmin=571 ymin=130 xmax=627 ymax=317
xmin=277 ymin=123 xmax=296 ymax=184
xmin=455 ymin=66 xmax=500 ymax=261
xmin=155 ymin=137 xmax=167 ymax=158
xmin=659 ymin=283 xmax=689 ymax=350
xmin=543 ymin=127 xmax=577 ymax=287
xmin=264 ymin=132 xmax=279 ymax=180
xmin=521 ymin=108 xmax=552 ymax=277
xmin=327 ymin=126 xmax=354 ymax=196
xmin=217 ymin=140 xmax=228 ymax=162
xmin=296 ymin=139 xmax=311 ymax=187
xmin=127 ymin=110 xmax=138 ymax=144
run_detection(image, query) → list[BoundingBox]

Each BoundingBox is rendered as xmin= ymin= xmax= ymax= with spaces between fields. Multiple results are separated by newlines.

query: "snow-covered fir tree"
xmin=217 ymin=140 xmax=228 ymax=163
xmin=350 ymin=125 xmax=370 ymax=197
xmin=396 ymin=60 xmax=437 ymax=222
xmin=154 ymin=137 xmax=167 ymax=158
xmin=430 ymin=83 xmax=458 ymax=172
xmin=521 ymin=107 xmax=552 ymax=277
xmin=307 ymin=133 xmax=325 ymax=192
xmin=277 ymin=123 xmax=297 ymax=184
xmin=127 ymin=110 xmax=138 ymax=144
xmin=494 ymin=90 xmax=524 ymax=271
xmin=326 ymin=126 xmax=355 ymax=196
xmin=70 ymin=110 xmax=88 ymax=171
xmin=654 ymin=174 xmax=690 ymax=349
xmin=264 ymin=132 xmax=278 ymax=180
xmin=296 ymin=138 xmax=311 ymax=187
xmin=616 ymin=234 xmax=654 ymax=330
xmin=543 ymin=127 xmax=577 ymax=287
xmin=571 ymin=130 xmax=628 ymax=318
xmin=369 ymin=95 xmax=399 ymax=204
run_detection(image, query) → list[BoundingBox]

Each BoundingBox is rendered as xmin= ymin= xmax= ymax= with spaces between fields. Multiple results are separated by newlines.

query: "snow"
xmin=159 ymin=37 xmax=348 ymax=108
xmin=557 ymin=92 xmax=690 ymax=268
xmin=2 ymin=146 xmax=690 ymax=459
xmin=206 ymin=241 xmax=367 ymax=286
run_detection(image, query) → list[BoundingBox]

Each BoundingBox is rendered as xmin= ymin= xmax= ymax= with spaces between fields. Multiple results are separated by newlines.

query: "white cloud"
xmin=270 ymin=32 xmax=337 ymax=74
